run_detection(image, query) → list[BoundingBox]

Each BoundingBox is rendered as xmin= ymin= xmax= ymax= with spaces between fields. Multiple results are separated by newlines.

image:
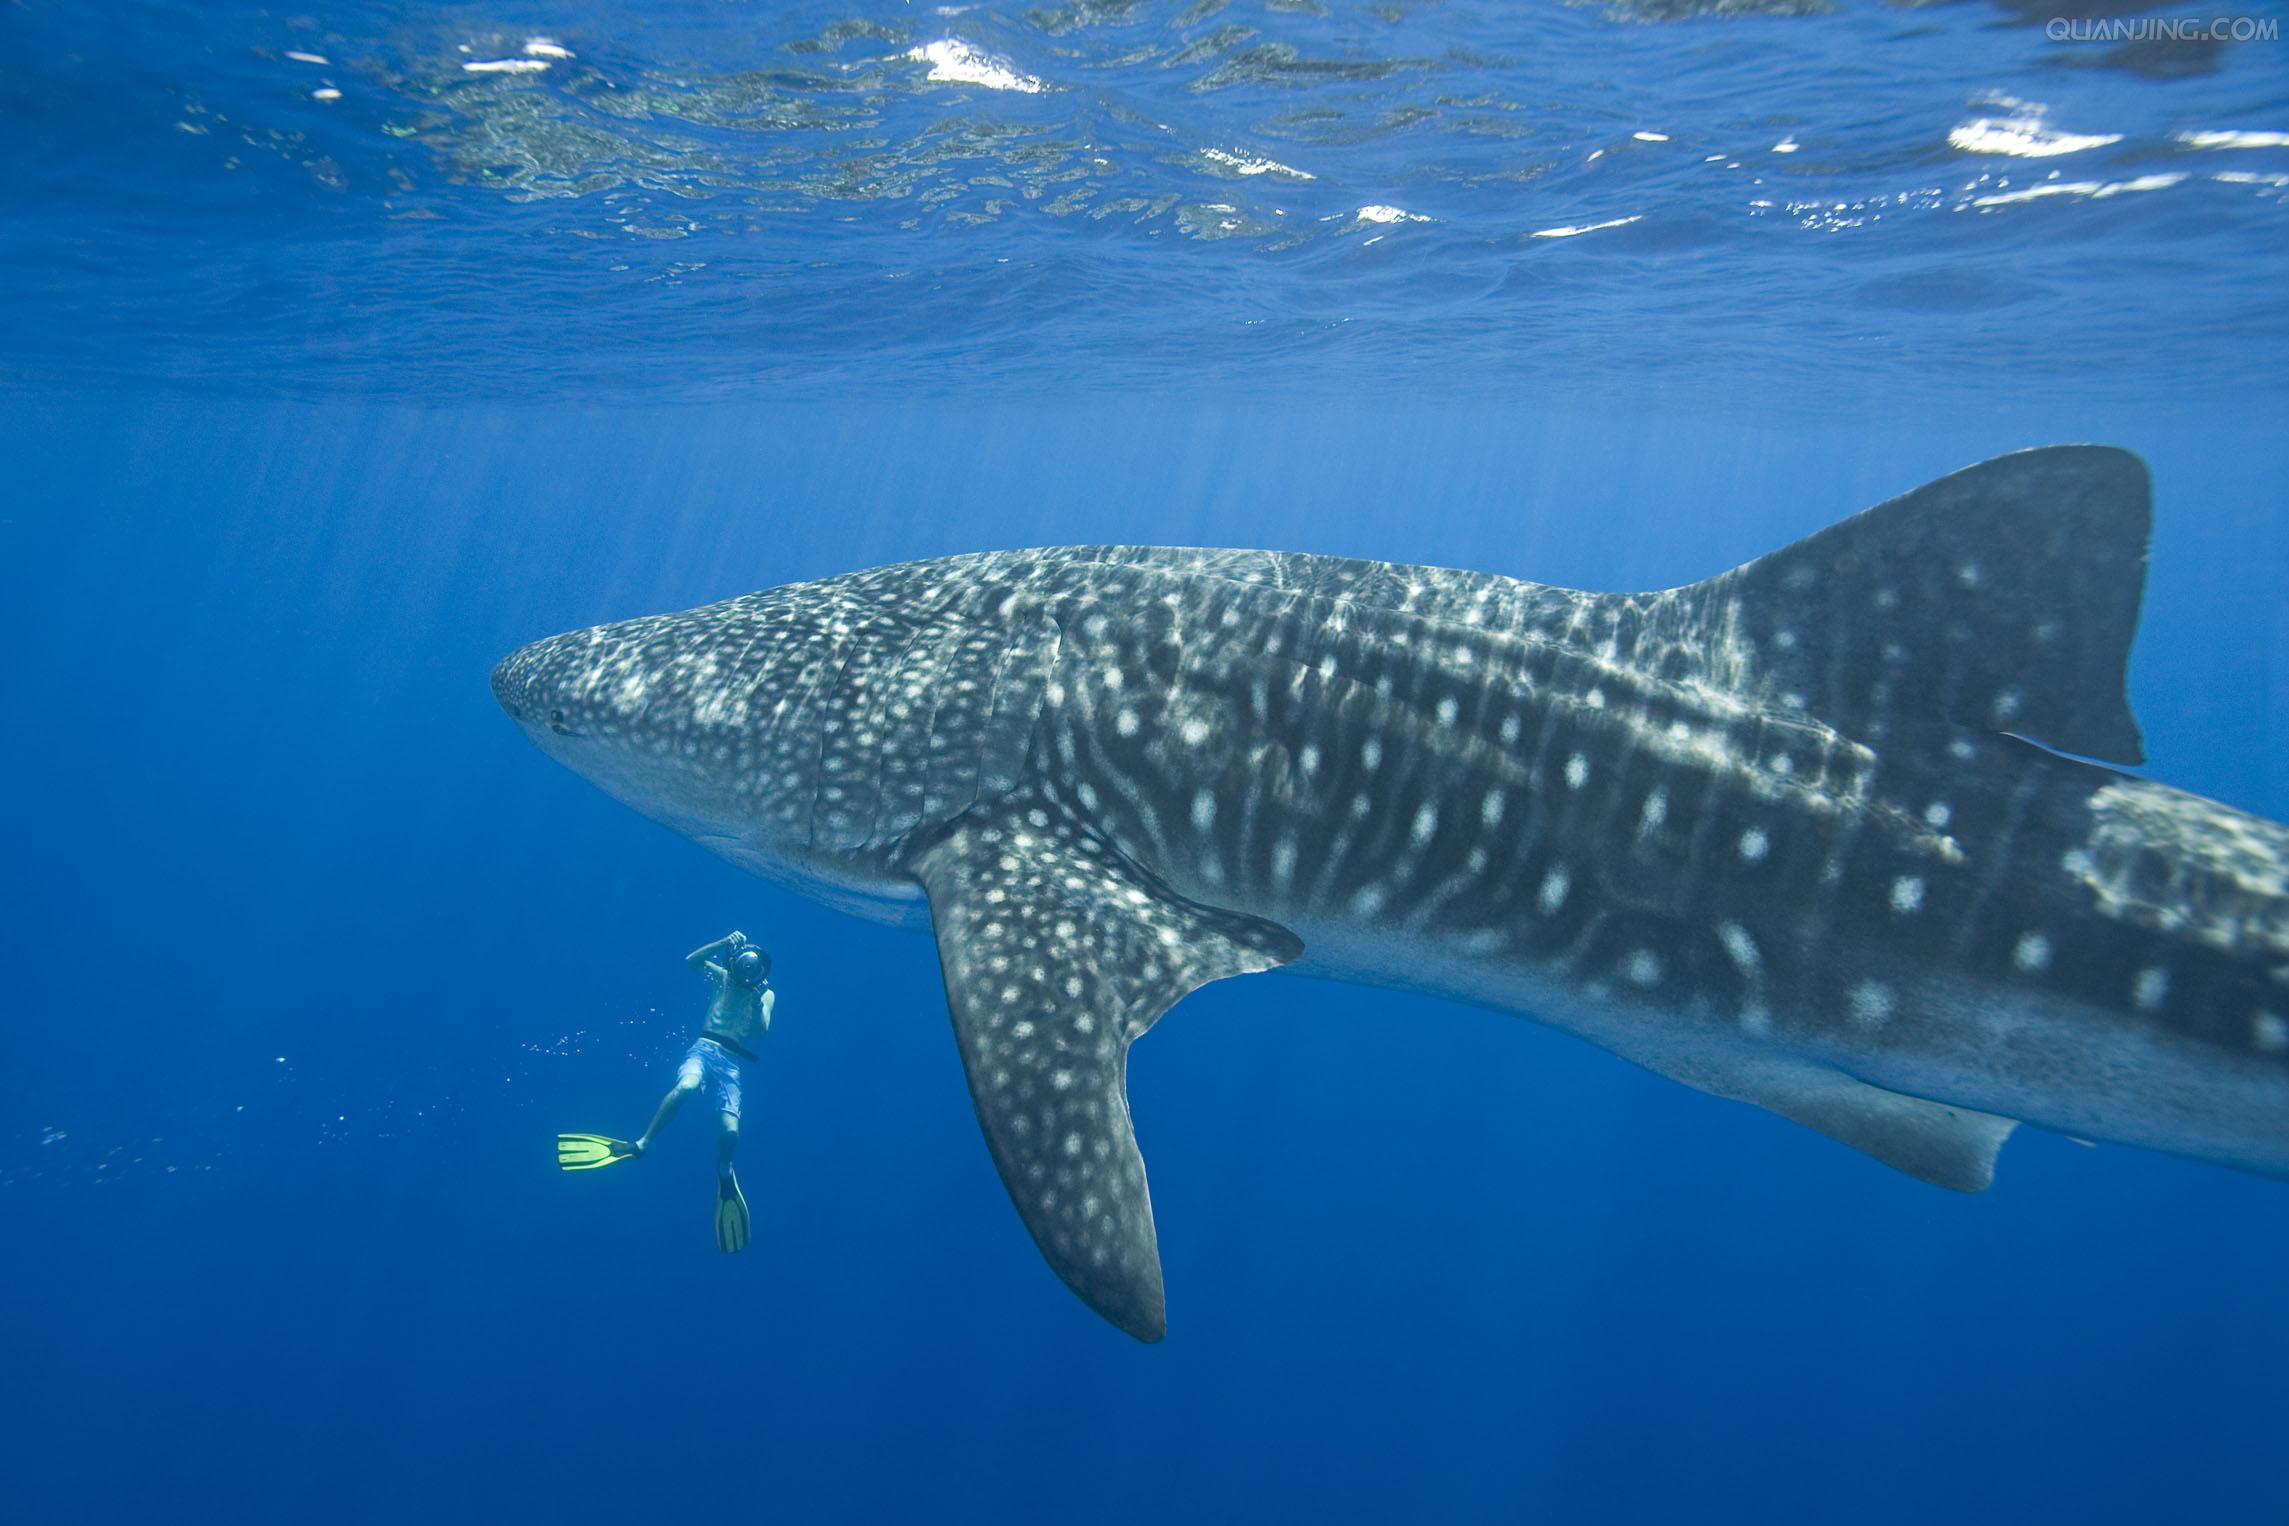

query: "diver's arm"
xmin=686 ymin=931 xmax=745 ymax=980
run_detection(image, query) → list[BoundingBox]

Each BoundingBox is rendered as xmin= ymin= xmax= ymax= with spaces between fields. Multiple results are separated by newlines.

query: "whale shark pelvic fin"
xmin=1716 ymin=1064 xmax=2021 ymax=1192
xmin=914 ymin=790 xmax=1303 ymax=1342
xmin=1589 ymin=1030 xmax=2022 ymax=1192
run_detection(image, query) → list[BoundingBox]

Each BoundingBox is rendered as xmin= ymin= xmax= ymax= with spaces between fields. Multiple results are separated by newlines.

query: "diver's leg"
xmin=712 ymin=1109 xmax=750 ymax=1252
xmin=633 ymin=1062 xmax=704 ymax=1154
xmin=716 ymin=1063 xmax=743 ymax=1180
xmin=715 ymin=1111 xmax=739 ymax=1180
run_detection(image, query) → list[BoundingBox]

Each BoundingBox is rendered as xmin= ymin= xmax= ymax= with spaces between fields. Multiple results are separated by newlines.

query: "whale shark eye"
xmin=548 ymin=708 xmax=578 ymax=736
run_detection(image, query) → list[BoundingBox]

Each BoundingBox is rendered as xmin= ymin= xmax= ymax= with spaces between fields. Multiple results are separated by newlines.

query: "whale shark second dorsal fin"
xmin=912 ymin=790 xmax=1302 ymax=1342
xmin=1676 ymin=446 xmax=2152 ymax=764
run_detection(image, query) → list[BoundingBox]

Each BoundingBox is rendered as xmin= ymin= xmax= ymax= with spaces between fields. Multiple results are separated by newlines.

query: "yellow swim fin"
xmin=715 ymin=1171 xmax=750 ymax=1254
xmin=557 ymin=1133 xmax=642 ymax=1171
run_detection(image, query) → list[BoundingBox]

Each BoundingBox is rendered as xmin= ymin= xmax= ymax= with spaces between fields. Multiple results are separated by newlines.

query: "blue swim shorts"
xmin=678 ymin=1035 xmax=745 ymax=1121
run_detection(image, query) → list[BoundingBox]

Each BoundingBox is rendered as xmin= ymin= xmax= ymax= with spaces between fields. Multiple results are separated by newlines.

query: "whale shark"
xmin=494 ymin=446 xmax=2289 ymax=1341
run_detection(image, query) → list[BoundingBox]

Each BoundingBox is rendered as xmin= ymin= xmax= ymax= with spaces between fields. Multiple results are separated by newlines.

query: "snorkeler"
xmin=557 ymin=931 xmax=774 ymax=1254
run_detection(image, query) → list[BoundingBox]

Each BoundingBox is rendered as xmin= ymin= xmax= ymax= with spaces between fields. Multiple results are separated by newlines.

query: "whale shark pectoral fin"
xmin=912 ymin=792 xmax=1302 ymax=1342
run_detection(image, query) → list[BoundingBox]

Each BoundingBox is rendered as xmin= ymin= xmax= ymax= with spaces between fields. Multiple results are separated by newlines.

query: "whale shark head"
xmin=490 ymin=604 xmax=800 ymax=847
xmin=491 ymin=560 xmax=1063 ymax=916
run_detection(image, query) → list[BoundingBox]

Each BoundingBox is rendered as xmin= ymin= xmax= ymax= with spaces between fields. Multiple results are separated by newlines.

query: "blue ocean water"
xmin=4 ymin=3 xmax=2287 ymax=1523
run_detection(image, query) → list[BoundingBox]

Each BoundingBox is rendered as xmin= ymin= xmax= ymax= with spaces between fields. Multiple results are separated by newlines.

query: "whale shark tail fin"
xmin=914 ymin=789 xmax=1302 ymax=1343
xmin=1678 ymin=445 xmax=2152 ymax=764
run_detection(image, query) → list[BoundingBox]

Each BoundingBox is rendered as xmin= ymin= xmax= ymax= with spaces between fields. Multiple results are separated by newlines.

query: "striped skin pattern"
xmin=494 ymin=447 xmax=2289 ymax=1340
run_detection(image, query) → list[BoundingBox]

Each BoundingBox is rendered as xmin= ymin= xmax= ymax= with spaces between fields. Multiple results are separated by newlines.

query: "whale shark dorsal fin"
xmin=912 ymin=792 xmax=1302 ymax=1342
xmin=1682 ymin=445 xmax=2151 ymax=764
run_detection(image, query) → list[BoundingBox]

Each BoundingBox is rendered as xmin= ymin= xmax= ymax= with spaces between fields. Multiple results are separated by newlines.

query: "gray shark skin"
xmin=495 ymin=447 xmax=2289 ymax=1342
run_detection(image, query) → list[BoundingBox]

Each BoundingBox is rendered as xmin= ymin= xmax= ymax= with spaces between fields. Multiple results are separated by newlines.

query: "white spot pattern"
xmin=1538 ymin=867 xmax=1570 ymax=915
xmin=2012 ymin=932 xmax=2052 ymax=973
xmin=2133 ymin=967 xmax=2170 ymax=1011
xmin=1638 ymin=788 xmax=1667 ymax=837
xmin=1718 ymin=922 xmax=1760 ymax=972
xmin=1848 ymin=981 xmax=1896 ymax=1027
